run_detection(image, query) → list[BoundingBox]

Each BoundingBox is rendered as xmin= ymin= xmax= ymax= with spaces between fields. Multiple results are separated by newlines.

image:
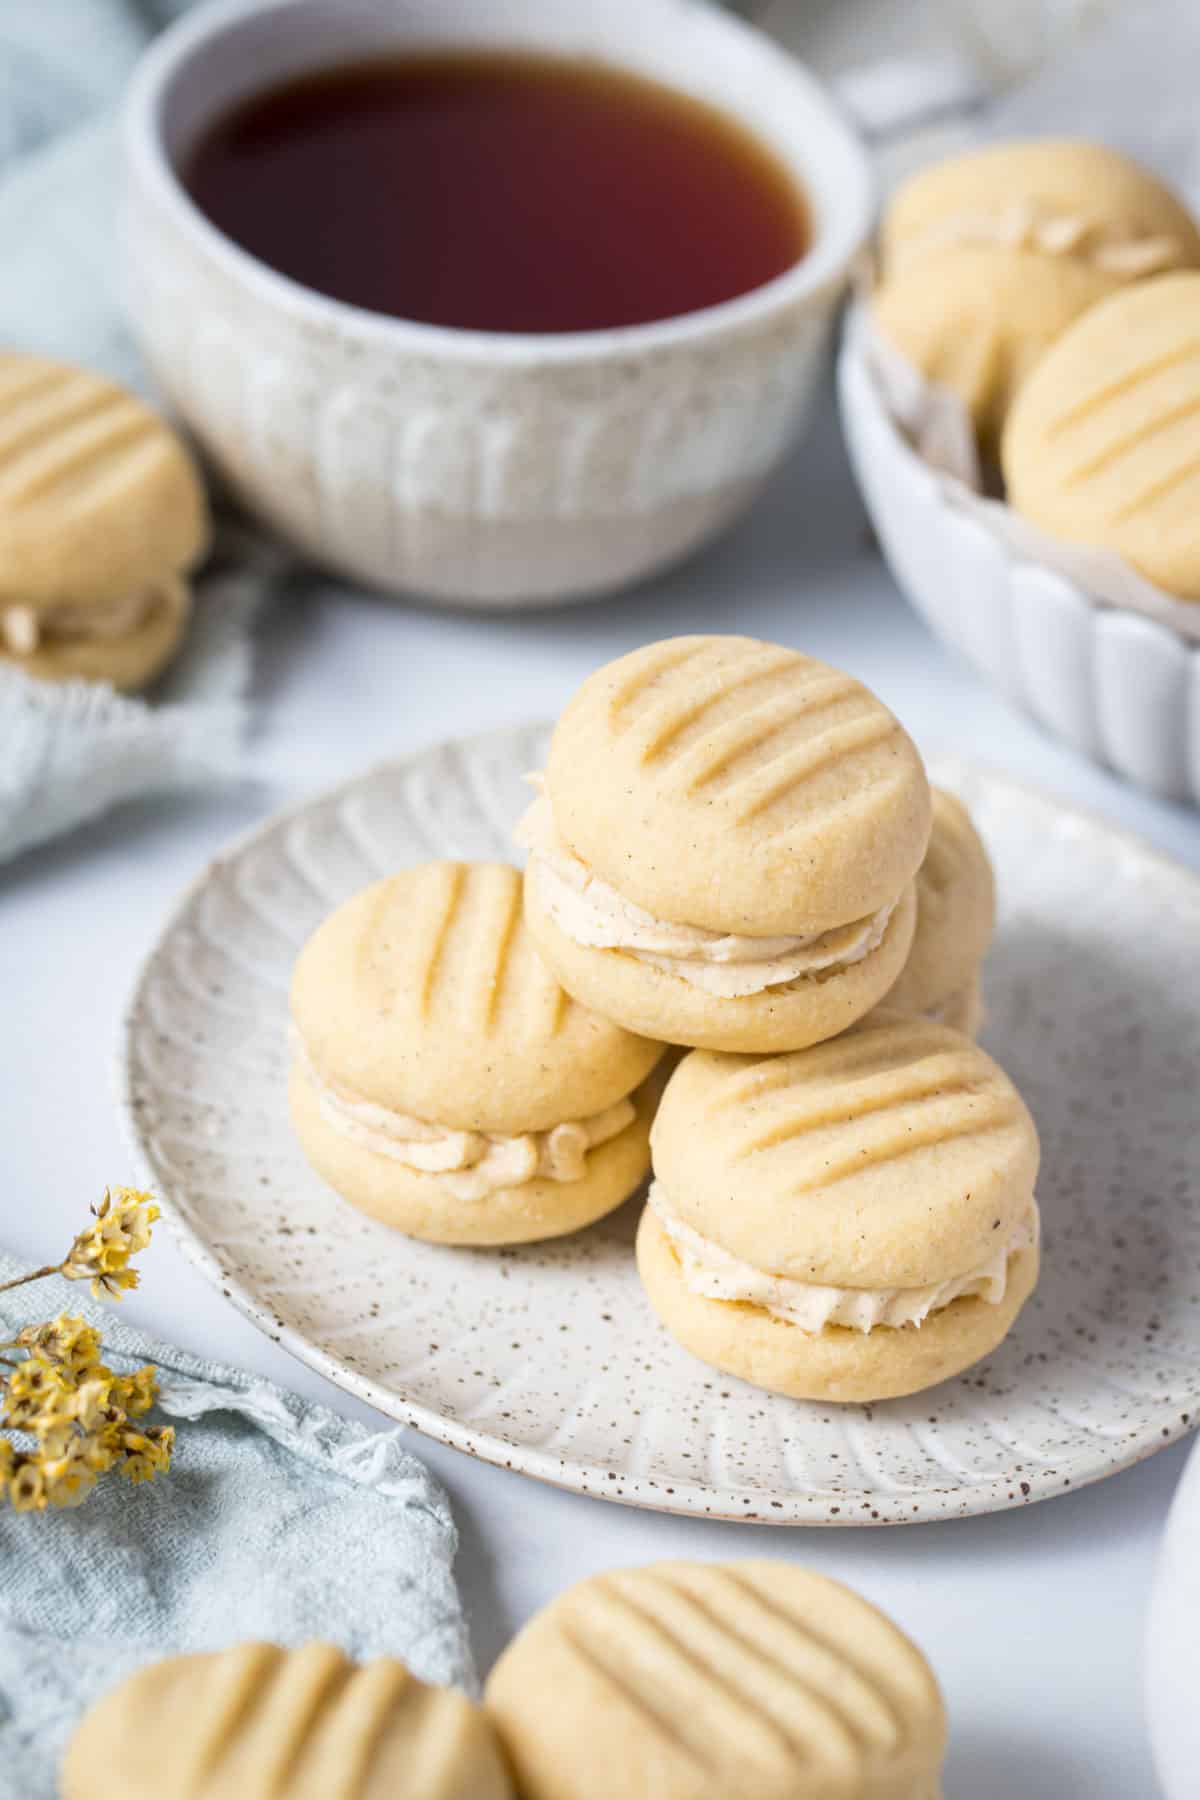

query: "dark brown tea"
xmin=183 ymin=51 xmax=810 ymax=333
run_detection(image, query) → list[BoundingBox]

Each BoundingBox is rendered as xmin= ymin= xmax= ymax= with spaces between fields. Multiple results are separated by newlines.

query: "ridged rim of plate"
xmin=117 ymin=727 xmax=1200 ymax=1523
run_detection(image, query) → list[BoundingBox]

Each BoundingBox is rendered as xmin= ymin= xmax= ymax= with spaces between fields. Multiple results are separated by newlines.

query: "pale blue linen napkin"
xmin=0 ymin=1257 xmax=473 ymax=1800
xmin=0 ymin=2 xmax=288 ymax=866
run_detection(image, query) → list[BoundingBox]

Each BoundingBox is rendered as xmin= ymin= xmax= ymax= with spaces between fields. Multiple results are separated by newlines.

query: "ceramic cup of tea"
xmin=123 ymin=0 xmax=872 ymax=607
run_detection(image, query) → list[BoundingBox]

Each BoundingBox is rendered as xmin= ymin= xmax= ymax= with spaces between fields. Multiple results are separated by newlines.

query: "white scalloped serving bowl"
xmin=837 ymin=316 xmax=1200 ymax=806
xmin=119 ymin=724 xmax=1200 ymax=1524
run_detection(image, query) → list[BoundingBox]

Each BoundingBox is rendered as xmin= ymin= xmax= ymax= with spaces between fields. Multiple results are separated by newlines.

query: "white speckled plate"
xmin=119 ymin=726 xmax=1200 ymax=1524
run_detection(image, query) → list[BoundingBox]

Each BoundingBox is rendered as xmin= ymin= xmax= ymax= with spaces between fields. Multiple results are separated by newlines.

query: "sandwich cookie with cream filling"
xmin=638 ymin=1012 xmax=1040 ymax=1403
xmin=0 ymin=352 xmax=208 ymax=689
xmin=879 ymin=787 xmax=995 ymax=1038
xmin=290 ymin=861 xmax=664 ymax=1245
xmin=873 ymin=139 xmax=1200 ymax=454
xmin=519 ymin=636 xmax=929 ymax=1053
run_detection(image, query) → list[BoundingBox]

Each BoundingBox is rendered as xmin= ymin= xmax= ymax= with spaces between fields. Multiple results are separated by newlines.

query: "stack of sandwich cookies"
xmin=290 ymin=861 xmax=664 ymax=1245
xmin=62 ymin=1641 xmax=515 ymax=1799
xmin=880 ymin=788 xmax=995 ymax=1038
xmin=0 ymin=352 xmax=209 ymax=689
xmin=872 ymin=140 xmax=1200 ymax=455
xmin=484 ymin=1561 xmax=947 ymax=1799
xmin=638 ymin=1012 xmax=1040 ymax=1402
xmin=519 ymin=636 xmax=930 ymax=1052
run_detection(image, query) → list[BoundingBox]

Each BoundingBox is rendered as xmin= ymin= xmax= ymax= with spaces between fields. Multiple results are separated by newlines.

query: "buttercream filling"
xmin=294 ymin=1032 xmax=636 ymax=1203
xmin=516 ymin=787 xmax=897 ymax=1000
xmin=0 ymin=581 xmax=173 ymax=657
xmin=649 ymin=1181 xmax=1039 ymax=1333
xmin=892 ymin=203 xmax=1180 ymax=277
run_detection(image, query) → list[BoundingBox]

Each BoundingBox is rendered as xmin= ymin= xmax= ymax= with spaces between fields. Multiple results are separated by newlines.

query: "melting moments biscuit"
xmin=290 ymin=861 xmax=664 ymax=1244
xmin=0 ymin=352 xmax=209 ymax=688
xmin=1002 ymin=271 xmax=1200 ymax=598
xmin=519 ymin=636 xmax=929 ymax=1054
xmin=62 ymin=1640 xmax=514 ymax=1799
xmin=639 ymin=1014 xmax=1040 ymax=1403
xmin=485 ymin=1561 xmax=946 ymax=1800
xmin=880 ymin=788 xmax=994 ymax=1037
xmin=873 ymin=140 xmax=1200 ymax=452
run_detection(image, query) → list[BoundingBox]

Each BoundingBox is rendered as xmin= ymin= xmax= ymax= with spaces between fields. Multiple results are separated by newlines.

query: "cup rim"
xmin=123 ymin=0 xmax=875 ymax=365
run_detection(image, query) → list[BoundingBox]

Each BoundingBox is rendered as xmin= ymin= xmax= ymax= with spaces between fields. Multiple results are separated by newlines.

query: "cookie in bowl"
xmin=1002 ymin=271 xmax=1200 ymax=599
xmin=62 ymin=1640 xmax=515 ymax=1800
xmin=638 ymin=1013 xmax=1040 ymax=1403
xmin=872 ymin=139 xmax=1200 ymax=454
xmin=0 ymin=352 xmax=209 ymax=689
xmin=880 ymin=787 xmax=995 ymax=1037
xmin=289 ymin=861 xmax=664 ymax=1245
xmin=485 ymin=1561 xmax=946 ymax=1800
xmin=519 ymin=635 xmax=929 ymax=1053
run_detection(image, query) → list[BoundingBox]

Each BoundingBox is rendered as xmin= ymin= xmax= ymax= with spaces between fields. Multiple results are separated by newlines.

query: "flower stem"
xmin=0 ymin=1264 xmax=62 ymax=1296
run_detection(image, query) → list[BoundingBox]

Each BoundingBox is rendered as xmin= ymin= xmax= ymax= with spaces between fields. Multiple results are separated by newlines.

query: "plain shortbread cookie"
xmin=485 ymin=1561 xmax=946 ymax=1800
xmin=61 ymin=1641 xmax=514 ymax=1800
xmin=1002 ymin=271 xmax=1200 ymax=598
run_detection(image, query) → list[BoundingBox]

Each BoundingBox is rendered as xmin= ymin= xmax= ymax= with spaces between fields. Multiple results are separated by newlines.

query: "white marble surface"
xmin=2 ymin=375 xmax=1193 ymax=1797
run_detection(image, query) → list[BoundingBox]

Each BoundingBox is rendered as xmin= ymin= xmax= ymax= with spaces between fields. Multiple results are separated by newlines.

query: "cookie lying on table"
xmin=519 ymin=634 xmax=929 ymax=1054
xmin=61 ymin=1640 xmax=514 ymax=1799
xmin=0 ymin=352 xmax=209 ymax=690
xmin=638 ymin=1012 xmax=1040 ymax=1403
xmin=289 ymin=859 xmax=664 ymax=1245
xmin=485 ymin=1560 xmax=947 ymax=1800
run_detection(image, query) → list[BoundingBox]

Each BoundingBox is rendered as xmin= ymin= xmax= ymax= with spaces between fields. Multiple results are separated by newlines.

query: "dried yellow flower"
xmin=110 ymin=1366 xmax=158 ymax=1421
xmin=70 ymin=1375 xmax=117 ymax=1436
xmin=81 ymin=1425 xmax=122 ymax=1477
xmin=3 ymin=1358 xmax=71 ymax=1432
xmin=60 ymin=1188 xmax=160 ymax=1300
xmin=18 ymin=1315 xmax=103 ymax=1381
xmin=0 ymin=1187 xmax=174 ymax=1511
xmin=9 ymin=1460 xmax=47 ymax=1513
xmin=41 ymin=1437 xmax=98 ymax=1510
xmin=119 ymin=1426 xmax=174 ymax=1486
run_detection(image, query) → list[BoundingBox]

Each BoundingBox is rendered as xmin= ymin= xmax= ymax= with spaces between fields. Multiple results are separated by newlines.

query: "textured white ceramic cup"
xmin=123 ymin=0 xmax=872 ymax=607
